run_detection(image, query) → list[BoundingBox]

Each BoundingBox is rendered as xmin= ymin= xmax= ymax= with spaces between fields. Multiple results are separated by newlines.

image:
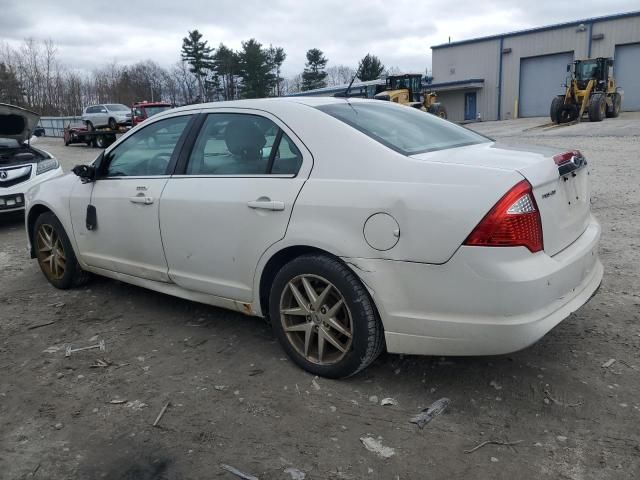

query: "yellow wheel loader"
xmin=550 ymin=57 xmax=622 ymax=124
xmin=374 ymin=74 xmax=447 ymax=119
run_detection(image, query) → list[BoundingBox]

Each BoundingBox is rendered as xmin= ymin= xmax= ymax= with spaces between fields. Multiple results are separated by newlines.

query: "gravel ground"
xmin=1 ymin=115 xmax=639 ymax=480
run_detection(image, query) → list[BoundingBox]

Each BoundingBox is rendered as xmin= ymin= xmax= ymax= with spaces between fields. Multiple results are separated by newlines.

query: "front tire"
xmin=558 ymin=103 xmax=578 ymax=123
xmin=588 ymin=93 xmax=606 ymax=122
xmin=550 ymin=95 xmax=564 ymax=123
xmin=269 ymin=254 xmax=384 ymax=378
xmin=33 ymin=212 xmax=90 ymax=289
xmin=108 ymin=117 xmax=117 ymax=130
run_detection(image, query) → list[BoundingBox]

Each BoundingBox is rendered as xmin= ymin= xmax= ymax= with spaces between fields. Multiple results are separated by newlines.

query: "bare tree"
xmin=326 ymin=65 xmax=356 ymax=86
xmin=282 ymin=73 xmax=303 ymax=94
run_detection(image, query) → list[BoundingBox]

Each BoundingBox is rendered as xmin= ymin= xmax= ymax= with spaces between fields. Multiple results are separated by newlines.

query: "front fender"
xmin=25 ymin=173 xmax=79 ymax=257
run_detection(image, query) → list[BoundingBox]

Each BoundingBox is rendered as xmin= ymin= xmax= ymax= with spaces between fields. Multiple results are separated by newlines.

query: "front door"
xmin=159 ymin=112 xmax=311 ymax=302
xmin=70 ymin=114 xmax=192 ymax=282
xmin=464 ymin=92 xmax=477 ymax=121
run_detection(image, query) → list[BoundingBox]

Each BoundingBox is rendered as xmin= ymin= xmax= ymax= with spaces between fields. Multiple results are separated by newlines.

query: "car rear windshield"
xmin=143 ymin=106 xmax=171 ymax=116
xmin=317 ymin=101 xmax=489 ymax=155
xmin=106 ymin=104 xmax=130 ymax=112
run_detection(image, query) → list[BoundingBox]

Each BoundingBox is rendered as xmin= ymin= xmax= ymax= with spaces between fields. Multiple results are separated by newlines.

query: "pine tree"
xmin=214 ymin=43 xmax=240 ymax=100
xmin=0 ymin=63 xmax=24 ymax=105
xmin=238 ymin=39 xmax=275 ymax=99
xmin=302 ymin=48 xmax=328 ymax=91
xmin=267 ymin=46 xmax=287 ymax=96
xmin=357 ymin=54 xmax=385 ymax=81
xmin=181 ymin=30 xmax=214 ymax=101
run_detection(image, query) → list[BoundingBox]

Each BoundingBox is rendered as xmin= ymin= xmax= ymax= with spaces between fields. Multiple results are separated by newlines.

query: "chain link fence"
xmin=37 ymin=116 xmax=83 ymax=138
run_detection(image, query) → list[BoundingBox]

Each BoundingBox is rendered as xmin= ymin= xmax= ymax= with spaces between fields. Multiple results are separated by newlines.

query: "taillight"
xmin=553 ymin=150 xmax=581 ymax=166
xmin=464 ymin=180 xmax=543 ymax=253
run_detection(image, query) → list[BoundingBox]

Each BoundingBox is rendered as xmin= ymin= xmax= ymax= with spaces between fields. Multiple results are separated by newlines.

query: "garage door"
xmin=615 ymin=43 xmax=640 ymax=111
xmin=519 ymin=52 xmax=574 ymax=117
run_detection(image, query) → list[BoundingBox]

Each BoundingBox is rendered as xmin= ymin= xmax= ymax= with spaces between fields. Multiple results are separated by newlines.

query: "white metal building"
xmin=431 ymin=11 xmax=640 ymax=122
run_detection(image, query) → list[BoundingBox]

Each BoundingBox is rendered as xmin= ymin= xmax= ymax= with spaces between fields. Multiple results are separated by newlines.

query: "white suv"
xmin=82 ymin=104 xmax=131 ymax=130
xmin=0 ymin=103 xmax=62 ymax=214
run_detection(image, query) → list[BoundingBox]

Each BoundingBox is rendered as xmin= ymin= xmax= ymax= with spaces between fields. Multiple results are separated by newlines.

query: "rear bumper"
xmin=347 ymin=215 xmax=602 ymax=356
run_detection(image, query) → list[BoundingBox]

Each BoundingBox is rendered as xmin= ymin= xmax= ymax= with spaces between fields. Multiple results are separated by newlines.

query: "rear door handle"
xmin=129 ymin=195 xmax=154 ymax=205
xmin=247 ymin=199 xmax=285 ymax=211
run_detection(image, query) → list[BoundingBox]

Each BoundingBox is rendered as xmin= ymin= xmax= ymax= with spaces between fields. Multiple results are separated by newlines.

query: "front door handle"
xmin=129 ymin=195 xmax=154 ymax=205
xmin=247 ymin=198 xmax=285 ymax=211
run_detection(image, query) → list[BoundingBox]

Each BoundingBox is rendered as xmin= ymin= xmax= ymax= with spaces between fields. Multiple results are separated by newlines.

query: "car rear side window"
xmin=317 ymin=101 xmax=489 ymax=155
xmin=185 ymin=113 xmax=302 ymax=176
xmin=271 ymin=132 xmax=302 ymax=175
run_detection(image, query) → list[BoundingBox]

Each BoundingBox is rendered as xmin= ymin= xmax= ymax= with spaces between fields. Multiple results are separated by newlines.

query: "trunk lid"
xmin=0 ymin=103 xmax=41 ymax=143
xmin=411 ymin=142 xmax=591 ymax=256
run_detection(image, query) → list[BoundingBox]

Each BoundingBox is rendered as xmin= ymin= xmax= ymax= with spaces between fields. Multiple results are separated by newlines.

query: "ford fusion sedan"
xmin=0 ymin=104 xmax=62 ymax=214
xmin=25 ymin=98 xmax=602 ymax=378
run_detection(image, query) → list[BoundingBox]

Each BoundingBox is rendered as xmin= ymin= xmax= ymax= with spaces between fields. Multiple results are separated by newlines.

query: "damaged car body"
xmin=24 ymin=97 xmax=602 ymax=378
xmin=0 ymin=103 xmax=63 ymax=213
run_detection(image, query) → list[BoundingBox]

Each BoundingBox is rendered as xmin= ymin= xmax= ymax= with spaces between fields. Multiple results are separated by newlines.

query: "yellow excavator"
xmin=374 ymin=74 xmax=447 ymax=118
xmin=550 ymin=57 xmax=622 ymax=123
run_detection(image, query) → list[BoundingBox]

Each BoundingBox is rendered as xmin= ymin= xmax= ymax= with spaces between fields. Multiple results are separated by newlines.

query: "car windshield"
xmin=317 ymin=101 xmax=489 ymax=155
xmin=106 ymin=104 xmax=130 ymax=112
xmin=143 ymin=105 xmax=171 ymax=116
xmin=575 ymin=61 xmax=599 ymax=81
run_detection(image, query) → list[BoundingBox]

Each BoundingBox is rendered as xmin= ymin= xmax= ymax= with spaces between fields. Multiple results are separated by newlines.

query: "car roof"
xmin=167 ymin=96 xmax=372 ymax=115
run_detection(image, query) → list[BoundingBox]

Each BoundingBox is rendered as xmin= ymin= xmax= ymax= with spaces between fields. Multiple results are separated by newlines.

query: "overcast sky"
xmin=1 ymin=0 xmax=638 ymax=77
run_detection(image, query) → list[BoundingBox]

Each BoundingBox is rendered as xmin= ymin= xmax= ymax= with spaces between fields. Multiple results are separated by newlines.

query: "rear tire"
xmin=269 ymin=254 xmax=384 ymax=378
xmin=588 ymin=93 xmax=606 ymax=122
xmin=108 ymin=117 xmax=117 ymax=130
xmin=550 ymin=95 xmax=564 ymax=123
xmin=430 ymin=104 xmax=447 ymax=119
xmin=33 ymin=212 xmax=90 ymax=290
xmin=606 ymin=93 xmax=621 ymax=118
xmin=86 ymin=121 xmax=94 ymax=132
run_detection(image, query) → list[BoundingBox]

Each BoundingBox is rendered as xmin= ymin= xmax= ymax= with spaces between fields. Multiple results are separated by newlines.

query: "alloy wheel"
xmin=36 ymin=224 xmax=66 ymax=280
xmin=279 ymin=274 xmax=353 ymax=365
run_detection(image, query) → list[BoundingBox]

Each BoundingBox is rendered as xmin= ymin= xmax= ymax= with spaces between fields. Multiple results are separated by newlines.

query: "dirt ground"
xmin=1 ymin=115 xmax=639 ymax=480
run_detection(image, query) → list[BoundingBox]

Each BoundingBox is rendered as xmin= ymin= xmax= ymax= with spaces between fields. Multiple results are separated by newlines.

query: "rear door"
xmin=159 ymin=110 xmax=311 ymax=302
xmin=85 ymin=106 xmax=97 ymax=124
xmin=96 ymin=105 xmax=109 ymax=127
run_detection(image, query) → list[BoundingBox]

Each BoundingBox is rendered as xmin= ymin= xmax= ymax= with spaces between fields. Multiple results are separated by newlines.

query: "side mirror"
xmin=72 ymin=164 xmax=96 ymax=183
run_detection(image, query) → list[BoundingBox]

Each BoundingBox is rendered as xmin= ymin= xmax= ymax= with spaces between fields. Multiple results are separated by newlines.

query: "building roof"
xmin=286 ymin=78 xmax=385 ymax=97
xmin=432 ymin=10 xmax=640 ymax=49
xmin=427 ymin=79 xmax=484 ymax=91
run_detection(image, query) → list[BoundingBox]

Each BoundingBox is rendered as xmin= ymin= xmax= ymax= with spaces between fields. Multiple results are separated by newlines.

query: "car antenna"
xmin=343 ymin=65 xmax=361 ymax=99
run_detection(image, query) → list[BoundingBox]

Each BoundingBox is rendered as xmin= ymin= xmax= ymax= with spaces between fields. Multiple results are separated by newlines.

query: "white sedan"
xmin=25 ymin=98 xmax=602 ymax=378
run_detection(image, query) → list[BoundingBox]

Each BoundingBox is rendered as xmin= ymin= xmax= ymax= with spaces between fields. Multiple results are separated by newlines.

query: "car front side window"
xmin=102 ymin=115 xmax=190 ymax=177
xmin=186 ymin=113 xmax=301 ymax=176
